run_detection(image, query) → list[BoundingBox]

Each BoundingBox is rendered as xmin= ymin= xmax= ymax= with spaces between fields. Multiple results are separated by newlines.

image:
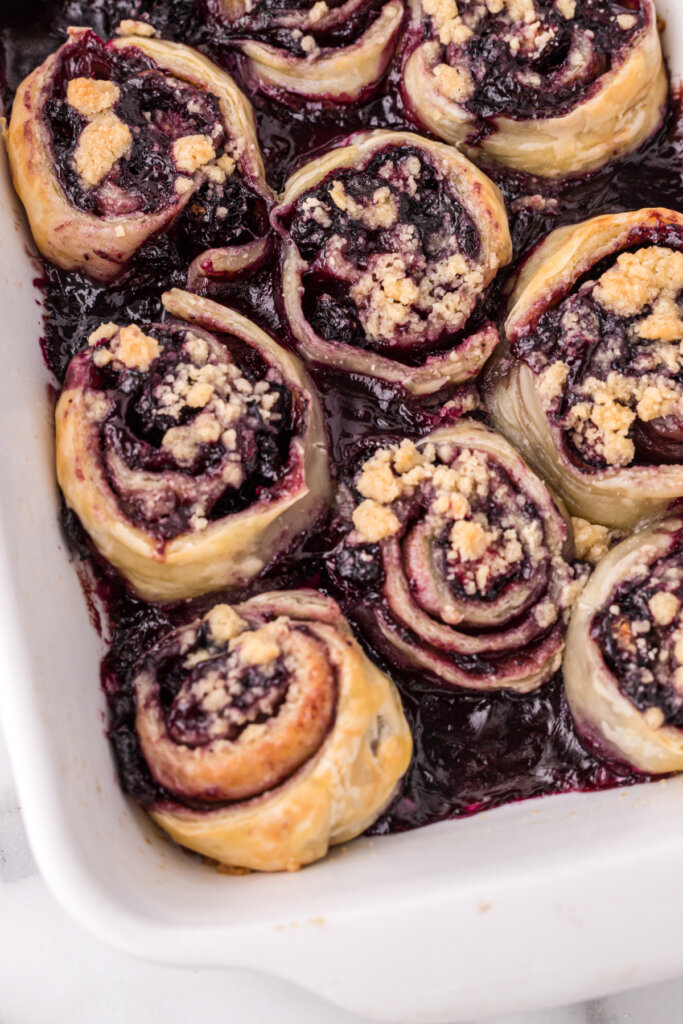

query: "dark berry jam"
xmin=4 ymin=0 xmax=683 ymax=836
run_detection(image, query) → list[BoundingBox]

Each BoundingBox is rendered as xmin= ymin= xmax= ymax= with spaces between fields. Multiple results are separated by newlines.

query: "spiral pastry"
xmin=205 ymin=0 xmax=405 ymax=105
xmin=401 ymin=0 xmax=666 ymax=178
xmin=55 ymin=289 xmax=331 ymax=602
xmin=7 ymin=24 xmax=272 ymax=284
xmin=333 ymin=419 xmax=581 ymax=692
xmin=117 ymin=590 xmax=412 ymax=871
xmin=273 ymin=130 xmax=512 ymax=395
xmin=488 ymin=208 xmax=683 ymax=531
xmin=565 ymin=518 xmax=683 ymax=774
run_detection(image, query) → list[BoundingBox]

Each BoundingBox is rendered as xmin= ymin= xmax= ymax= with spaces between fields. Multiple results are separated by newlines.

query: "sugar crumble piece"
xmin=113 ymin=324 xmax=161 ymax=371
xmin=571 ymin=518 xmax=612 ymax=564
xmin=173 ymin=135 xmax=217 ymax=174
xmin=67 ymin=78 xmax=120 ymax=118
xmin=555 ymin=0 xmax=575 ymax=19
xmin=206 ymin=605 xmax=247 ymax=644
xmin=352 ymin=499 xmax=401 ymax=543
xmin=648 ymin=591 xmax=681 ymax=627
xmin=73 ymin=111 xmax=132 ymax=186
xmin=538 ymin=361 xmax=568 ymax=402
xmin=115 ymin=19 xmax=157 ymax=36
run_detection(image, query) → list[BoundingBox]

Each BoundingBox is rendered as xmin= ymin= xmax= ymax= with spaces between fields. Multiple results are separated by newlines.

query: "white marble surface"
xmin=1 ymin=721 xmax=681 ymax=1024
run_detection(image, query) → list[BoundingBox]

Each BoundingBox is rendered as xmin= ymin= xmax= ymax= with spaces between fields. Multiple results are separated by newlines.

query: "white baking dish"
xmin=1 ymin=6 xmax=682 ymax=1021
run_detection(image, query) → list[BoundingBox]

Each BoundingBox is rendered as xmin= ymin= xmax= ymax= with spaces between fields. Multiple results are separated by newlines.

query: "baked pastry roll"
xmin=204 ymin=0 xmax=405 ymax=105
xmin=565 ymin=518 xmax=683 ymax=774
xmin=7 ymin=25 xmax=272 ymax=284
xmin=55 ymin=289 xmax=331 ymax=602
xmin=488 ymin=208 xmax=683 ymax=531
xmin=272 ymin=130 xmax=512 ymax=395
xmin=332 ymin=419 xmax=581 ymax=692
xmin=113 ymin=590 xmax=412 ymax=871
xmin=402 ymin=0 xmax=666 ymax=178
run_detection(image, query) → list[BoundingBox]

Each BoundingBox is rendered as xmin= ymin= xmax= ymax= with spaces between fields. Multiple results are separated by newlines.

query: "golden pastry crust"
xmin=273 ymin=129 xmax=511 ymax=395
xmin=402 ymin=0 xmax=666 ymax=178
xmin=565 ymin=519 xmax=683 ymax=774
xmin=239 ymin=0 xmax=405 ymax=102
xmin=55 ymin=291 xmax=331 ymax=602
xmin=488 ymin=208 xmax=683 ymax=531
xmin=138 ymin=590 xmax=413 ymax=871
xmin=6 ymin=25 xmax=271 ymax=283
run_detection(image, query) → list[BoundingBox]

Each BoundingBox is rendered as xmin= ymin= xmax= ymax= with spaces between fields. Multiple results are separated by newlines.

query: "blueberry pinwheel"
xmin=204 ymin=0 xmax=405 ymax=105
xmin=7 ymin=24 xmax=272 ymax=285
xmin=401 ymin=0 xmax=666 ymax=178
xmin=488 ymin=208 xmax=683 ymax=531
xmin=114 ymin=590 xmax=412 ymax=871
xmin=55 ymin=290 xmax=331 ymax=601
xmin=332 ymin=419 xmax=582 ymax=692
xmin=565 ymin=518 xmax=683 ymax=774
xmin=272 ymin=129 xmax=512 ymax=395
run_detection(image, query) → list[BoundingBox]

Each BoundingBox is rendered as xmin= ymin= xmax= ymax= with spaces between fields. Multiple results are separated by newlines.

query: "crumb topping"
xmin=232 ymin=620 xmax=288 ymax=667
xmin=554 ymin=0 xmax=575 ymax=18
xmin=328 ymin=180 xmax=398 ymax=230
xmin=571 ymin=517 xmax=617 ymax=564
xmin=86 ymin=324 xmax=286 ymax=535
xmin=538 ymin=360 xmax=568 ymax=402
xmin=73 ymin=110 xmax=132 ymax=186
xmin=352 ymin=499 xmax=401 ymax=543
xmin=449 ymin=518 xmax=492 ymax=561
xmin=307 ymin=1 xmax=329 ymax=21
xmin=649 ymin=591 xmax=681 ymax=627
xmin=115 ymin=19 xmax=157 ymax=35
xmin=67 ymin=77 xmax=120 ymax=117
xmin=115 ymin=325 xmax=161 ymax=371
xmin=594 ymin=248 xmax=683 ymax=323
xmin=90 ymin=323 xmax=161 ymax=371
xmin=173 ymin=618 xmax=293 ymax=742
xmin=206 ymin=604 xmax=247 ymax=644
xmin=432 ymin=62 xmax=475 ymax=101
xmin=172 ymin=134 xmax=217 ymax=174
xmin=155 ymin=335 xmax=281 ymax=471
